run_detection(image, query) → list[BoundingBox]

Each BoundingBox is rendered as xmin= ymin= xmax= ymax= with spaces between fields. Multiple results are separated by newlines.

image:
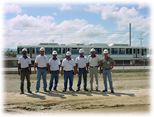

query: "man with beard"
xmin=100 ymin=49 xmax=114 ymax=93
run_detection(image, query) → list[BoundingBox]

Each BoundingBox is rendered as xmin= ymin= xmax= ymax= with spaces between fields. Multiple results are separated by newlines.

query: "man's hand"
xmin=61 ymin=70 xmax=64 ymax=76
xmin=74 ymin=71 xmax=77 ymax=75
xmin=110 ymin=65 xmax=114 ymax=69
xmin=18 ymin=70 xmax=20 ymax=75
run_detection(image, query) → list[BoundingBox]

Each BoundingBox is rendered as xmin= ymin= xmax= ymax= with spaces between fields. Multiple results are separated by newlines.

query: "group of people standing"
xmin=18 ymin=47 xmax=115 ymax=94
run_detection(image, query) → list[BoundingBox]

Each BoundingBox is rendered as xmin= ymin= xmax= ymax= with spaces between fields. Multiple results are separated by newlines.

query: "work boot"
xmin=69 ymin=88 xmax=75 ymax=92
xmin=84 ymin=88 xmax=88 ymax=91
xmin=20 ymin=91 xmax=24 ymax=94
xmin=102 ymin=90 xmax=107 ymax=92
xmin=28 ymin=90 xmax=32 ymax=94
xmin=62 ymin=89 xmax=66 ymax=92
xmin=111 ymin=90 xmax=114 ymax=94
xmin=76 ymin=88 xmax=80 ymax=92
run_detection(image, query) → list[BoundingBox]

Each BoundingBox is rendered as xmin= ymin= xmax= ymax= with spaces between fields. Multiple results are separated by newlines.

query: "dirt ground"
xmin=3 ymin=71 xmax=150 ymax=113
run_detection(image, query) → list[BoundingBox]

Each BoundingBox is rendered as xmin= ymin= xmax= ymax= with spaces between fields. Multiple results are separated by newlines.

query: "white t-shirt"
xmin=35 ymin=55 xmax=48 ymax=67
xmin=88 ymin=55 xmax=99 ymax=67
xmin=75 ymin=56 xmax=88 ymax=68
xmin=62 ymin=58 xmax=75 ymax=71
xmin=49 ymin=58 xmax=61 ymax=71
xmin=18 ymin=56 xmax=31 ymax=68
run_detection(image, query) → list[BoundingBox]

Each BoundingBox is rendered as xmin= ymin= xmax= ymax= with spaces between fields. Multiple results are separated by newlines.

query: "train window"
xmin=29 ymin=48 xmax=35 ymax=54
xmin=36 ymin=48 xmax=40 ymax=54
xmin=71 ymin=48 xmax=79 ymax=54
xmin=67 ymin=48 xmax=70 ymax=51
xmin=53 ymin=48 xmax=61 ymax=54
xmin=63 ymin=48 xmax=66 ymax=54
xmin=137 ymin=49 xmax=140 ymax=54
xmin=126 ymin=48 xmax=132 ymax=54
xmin=133 ymin=49 xmax=136 ymax=54
xmin=142 ymin=49 xmax=147 ymax=55
xmin=94 ymin=48 xmax=102 ymax=54
xmin=111 ymin=48 xmax=118 ymax=55
xmin=17 ymin=47 xmax=23 ymax=54
xmin=45 ymin=48 xmax=52 ymax=54
xmin=119 ymin=48 xmax=125 ymax=54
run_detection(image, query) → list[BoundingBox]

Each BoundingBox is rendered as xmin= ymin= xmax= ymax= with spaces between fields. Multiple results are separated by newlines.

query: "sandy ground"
xmin=3 ymin=72 xmax=150 ymax=113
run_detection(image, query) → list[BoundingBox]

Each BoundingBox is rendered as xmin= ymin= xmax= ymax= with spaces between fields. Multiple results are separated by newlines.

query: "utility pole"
xmin=129 ymin=23 xmax=131 ymax=46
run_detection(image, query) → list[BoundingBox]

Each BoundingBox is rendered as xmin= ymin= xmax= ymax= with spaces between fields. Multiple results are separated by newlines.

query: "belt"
xmin=51 ymin=70 xmax=59 ymax=72
xmin=90 ymin=66 xmax=97 ymax=68
xmin=103 ymin=68 xmax=110 ymax=70
xmin=21 ymin=67 xmax=29 ymax=70
xmin=64 ymin=70 xmax=73 ymax=72
xmin=37 ymin=67 xmax=47 ymax=69
xmin=79 ymin=67 xmax=86 ymax=69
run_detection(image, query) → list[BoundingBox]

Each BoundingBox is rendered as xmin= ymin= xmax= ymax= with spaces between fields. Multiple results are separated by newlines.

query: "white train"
xmin=17 ymin=43 xmax=150 ymax=66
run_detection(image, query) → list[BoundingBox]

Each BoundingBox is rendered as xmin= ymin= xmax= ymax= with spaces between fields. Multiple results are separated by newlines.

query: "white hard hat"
xmin=90 ymin=48 xmax=95 ymax=52
xmin=79 ymin=49 xmax=84 ymax=53
xmin=22 ymin=48 xmax=27 ymax=52
xmin=103 ymin=49 xmax=108 ymax=54
xmin=40 ymin=47 xmax=45 ymax=51
xmin=52 ymin=50 xmax=57 ymax=55
xmin=66 ymin=51 xmax=71 ymax=56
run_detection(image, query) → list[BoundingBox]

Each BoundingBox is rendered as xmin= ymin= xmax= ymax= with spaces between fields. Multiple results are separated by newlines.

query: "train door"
xmin=133 ymin=48 xmax=141 ymax=58
xmin=133 ymin=48 xmax=137 ymax=58
xmin=29 ymin=48 xmax=35 ymax=58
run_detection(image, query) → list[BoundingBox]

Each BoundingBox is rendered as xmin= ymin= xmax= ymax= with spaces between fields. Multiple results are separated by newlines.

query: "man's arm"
xmin=18 ymin=63 xmax=21 ymax=75
xmin=47 ymin=63 xmax=50 ymax=73
xmin=99 ymin=60 xmax=103 ymax=74
xmin=110 ymin=61 xmax=115 ymax=69
xmin=75 ymin=63 xmax=78 ymax=74
xmin=34 ymin=62 xmax=37 ymax=74
xmin=29 ymin=64 xmax=31 ymax=74
xmin=61 ymin=66 xmax=64 ymax=75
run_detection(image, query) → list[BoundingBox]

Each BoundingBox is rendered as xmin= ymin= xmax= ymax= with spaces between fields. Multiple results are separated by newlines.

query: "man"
xmin=34 ymin=47 xmax=49 ymax=93
xmin=87 ymin=48 xmax=100 ymax=91
xmin=48 ymin=50 xmax=61 ymax=92
xmin=18 ymin=48 xmax=32 ymax=94
xmin=100 ymin=49 xmax=114 ymax=93
xmin=61 ymin=51 xmax=76 ymax=92
xmin=75 ymin=49 xmax=88 ymax=92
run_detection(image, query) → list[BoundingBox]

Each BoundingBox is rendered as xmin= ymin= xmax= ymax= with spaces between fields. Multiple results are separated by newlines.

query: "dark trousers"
xmin=64 ymin=71 xmax=74 ymax=90
xmin=77 ymin=68 xmax=87 ymax=89
xmin=20 ymin=68 xmax=31 ymax=92
xmin=49 ymin=71 xmax=59 ymax=90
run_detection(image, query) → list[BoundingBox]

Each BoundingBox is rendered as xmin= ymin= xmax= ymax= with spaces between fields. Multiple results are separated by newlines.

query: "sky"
xmin=3 ymin=3 xmax=150 ymax=49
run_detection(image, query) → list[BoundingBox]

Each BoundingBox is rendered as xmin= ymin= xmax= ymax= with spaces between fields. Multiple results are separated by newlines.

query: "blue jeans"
xmin=64 ymin=71 xmax=74 ymax=90
xmin=102 ymin=69 xmax=114 ymax=91
xmin=49 ymin=71 xmax=59 ymax=90
xmin=77 ymin=68 xmax=87 ymax=89
xmin=36 ymin=67 xmax=47 ymax=91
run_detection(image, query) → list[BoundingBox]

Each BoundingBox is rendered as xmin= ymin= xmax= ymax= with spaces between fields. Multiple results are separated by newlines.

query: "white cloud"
xmin=59 ymin=4 xmax=72 ymax=11
xmin=4 ymin=15 xmax=109 ymax=48
xmin=4 ymin=4 xmax=22 ymax=14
